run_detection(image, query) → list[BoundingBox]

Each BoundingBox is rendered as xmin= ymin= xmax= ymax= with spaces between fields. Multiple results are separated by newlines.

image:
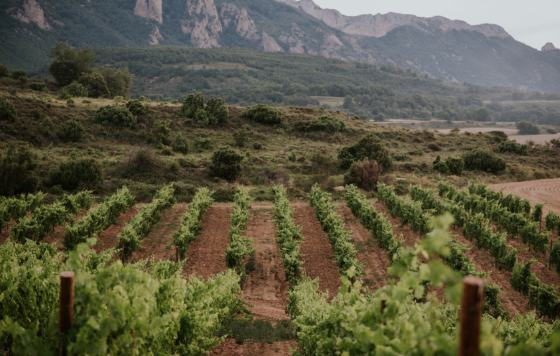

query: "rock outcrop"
xmin=543 ymin=42 xmax=558 ymax=52
xmin=8 ymin=0 xmax=51 ymax=30
xmin=262 ymin=32 xmax=283 ymax=52
xmin=134 ymin=0 xmax=163 ymax=24
xmin=181 ymin=0 xmax=223 ymax=48
xmin=220 ymin=3 xmax=260 ymax=42
xmin=149 ymin=26 xmax=163 ymax=45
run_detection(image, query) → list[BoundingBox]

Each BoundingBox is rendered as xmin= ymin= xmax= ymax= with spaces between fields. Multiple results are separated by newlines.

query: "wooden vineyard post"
xmin=59 ymin=271 xmax=75 ymax=356
xmin=459 ymin=277 xmax=484 ymax=356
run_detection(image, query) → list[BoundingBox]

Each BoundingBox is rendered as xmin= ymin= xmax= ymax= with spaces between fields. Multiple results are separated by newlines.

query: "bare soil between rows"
xmin=211 ymin=340 xmax=298 ymax=356
xmin=94 ymin=204 xmax=142 ymax=253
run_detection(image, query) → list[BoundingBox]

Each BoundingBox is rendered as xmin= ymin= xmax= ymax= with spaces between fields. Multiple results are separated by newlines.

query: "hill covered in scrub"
xmin=1 ymin=75 xmax=560 ymax=201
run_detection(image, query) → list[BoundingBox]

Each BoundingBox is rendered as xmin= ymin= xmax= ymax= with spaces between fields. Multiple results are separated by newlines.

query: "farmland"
xmin=1 ymin=78 xmax=560 ymax=354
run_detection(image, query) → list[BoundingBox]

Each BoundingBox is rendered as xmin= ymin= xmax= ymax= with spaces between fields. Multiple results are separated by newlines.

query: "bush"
xmin=211 ymin=147 xmax=243 ymax=181
xmin=0 ymin=145 xmax=38 ymax=196
xmin=433 ymin=156 xmax=464 ymax=175
xmin=99 ymin=67 xmax=131 ymax=98
xmin=48 ymin=159 xmax=102 ymax=191
xmin=172 ymin=134 xmax=189 ymax=154
xmin=49 ymin=43 xmax=94 ymax=86
xmin=344 ymin=160 xmax=381 ymax=191
xmin=206 ymin=97 xmax=229 ymax=125
xmin=58 ymin=120 xmax=85 ymax=142
xmin=463 ymin=150 xmax=506 ymax=173
xmin=294 ymin=115 xmax=345 ymax=133
xmin=233 ymin=129 xmax=250 ymax=148
xmin=338 ymin=135 xmax=392 ymax=170
xmin=95 ymin=105 xmax=136 ymax=128
xmin=60 ymin=81 xmax=89 ymax=98
xmin=126 ymin=99 xmax=149 ymax=117
xmin=119 ymin=150 xmax=164 ymax=179
xmin=181 ymin=92 xmax=205 ymax=118
xmin=78 ymin=72 xmax=109 ymax=98
xmin=0 ymin=98 xmax=17 ymax=121
xmin=11 ymin=71 xmax=27 ymax=82
xmin=498 ymin=141 xmax=528 ymax=155
xmin=243 ymin=105 xmax=282 ymax=126
xmin=0 ymin=64 xmax=8 ymax=77
xmin=151 ymin=120 xmax=171 ymax=146
xmin=193 ymin=108 xmax=210 ymax=125
xmin=517 ymin=122 xmax=540 ymax=135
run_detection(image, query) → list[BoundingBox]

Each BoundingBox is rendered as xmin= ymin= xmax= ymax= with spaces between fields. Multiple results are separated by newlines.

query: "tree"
xmin=210 ymin=147 xmax=243 ymax=181
xmin=99 ymin=67 xmax=132 ymax=98
xmin=206 ymin=97 xmax=229 ymax=125
xmin=339 ymin=135 xmax=392 ymax=170
xmin=49 ymin=43 xmax=94 ymax=86
xmin=181 ymin=92 xmax=205 ymax=118
xmin=0 ymin=145 xmax=38 ymax=196
xmin=78 ymin=72 xmax=109 ymax=98
xmin=517 ymin=121 xmax=540 ymax=135
xmin=344 ymin=160 xmax=381 ymax=191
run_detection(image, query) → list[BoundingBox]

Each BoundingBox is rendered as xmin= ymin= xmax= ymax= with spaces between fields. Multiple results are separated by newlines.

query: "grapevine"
xmin=0 ymin=192 xmax=45 ymax=231
xmin=225 ymin=187 xmax=254 ymax=277
xmin=174 ymin=187 xmax=213 ymax=260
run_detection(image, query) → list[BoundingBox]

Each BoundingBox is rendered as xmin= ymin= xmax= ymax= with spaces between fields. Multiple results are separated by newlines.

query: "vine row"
xmin=225 ymin=187 xmax=254 ymax=277
xmin=174 ymin=187 xmax=213 ymax=260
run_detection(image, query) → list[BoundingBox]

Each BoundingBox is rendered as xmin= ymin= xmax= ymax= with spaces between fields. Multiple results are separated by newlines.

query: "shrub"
xmin=119 ymin=150 xmax=164 ymax=179
xmin=233 ymin=130 xmax=250 ymax=148
xmin=498 ymin=141 xmax=528 ymax=155
xmin=206 ymin=97 xmax=229 ymax=125
xmin=211 ymin=147 xmax=243 ymax=181
xmin=151 ymin=120 xmax=171 ymax=146
xmin=172 ymin=134 xmax=189 ymax=154
xmin=48 ymin=159 xmax=102 ymax=191
xmin=95 ymin=105 xmax=136 ymax=128
xmin=463 ymin=150 xmax=506 ymax=173
xmin=243 ymin=105 xmax=282 ymax=126
xmin=433 ymin=156 xmax=464 ymax=175
xmin=126 ymin=99 xmax=149 ymax=117
xmin=295 ymin=115 xmax=345 ymax=133
xmin=11 ymin=71 xmax=27 ymax=82
xmin=0 ymin=145 xmax=38 ymax=195
xmin=60 ymin=81 xmax=89 ymax=98
xmin=58 ymin=120 xmax=85 ymax=142
xmin=339 ymin=135 xmax=392 ymax=170
xmin=99 ymin=67 xmax=131 ymax=98
xmin=344 ymin=160 xmax=381 ymax=191
xmin=78 ymin=72 xmax=109 ymax=98
xmin=517 ymin=122 xmax=540 ymax=135
xmin=0 ymin=64 xmax=8 ymax=77
xmin=194 ymin=138 xmax=213 ymax=152
xmin=29 ymin=82 xmax=46 ymax=91
xmin=49 ymin=43 xmax=94 ymax=86
xmin=0 ymin=98 xmax=17 ymax=121
xmin=181 ymin=92 xmax=205 ymax=118
xmin=193 ymin=108 xmax=210 ymax=125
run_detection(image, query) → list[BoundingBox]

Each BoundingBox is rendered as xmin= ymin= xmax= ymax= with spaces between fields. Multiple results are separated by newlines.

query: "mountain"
xmin=2 ymin=0 xmax=560 ymax=93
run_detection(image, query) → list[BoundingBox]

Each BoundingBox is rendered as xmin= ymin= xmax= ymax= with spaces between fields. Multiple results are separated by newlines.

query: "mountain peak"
xmin=542 ymin=42 xmax=558 ymax=52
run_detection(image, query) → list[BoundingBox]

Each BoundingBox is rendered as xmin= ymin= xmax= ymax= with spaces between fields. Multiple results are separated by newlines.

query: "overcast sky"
xmin=314 ymin=0 xmax=559 ymax=49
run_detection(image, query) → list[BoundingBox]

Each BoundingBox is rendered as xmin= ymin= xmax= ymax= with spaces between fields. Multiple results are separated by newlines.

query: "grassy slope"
xmin=1 ymin=81 xmax=560 ymax=201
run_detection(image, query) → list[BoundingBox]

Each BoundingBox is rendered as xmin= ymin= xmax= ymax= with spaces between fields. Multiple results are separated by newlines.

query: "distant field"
xmin=435 ymin=127 xmax=560 ymax=144
xmin=491 ymin=178 xmax=560 ymax=214
xmin=310 ymin=96 xmax=344 ymax=107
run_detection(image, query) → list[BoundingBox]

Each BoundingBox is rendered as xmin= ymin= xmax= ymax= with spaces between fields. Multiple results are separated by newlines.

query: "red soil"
xmin=336 ymin=203 xmax=392 ymax=291
xmin=130 ymin=203 xmax=188 ymax=262
xmin=94 ymin=205 xmax=142 ymax=253
xmin=242 ymin=203 xmax=291 ymax=321
xmin=292 ymin=201 xmax=340 ymax=298
xmin=212 ymin=340 xmax=298 ymax=356
xmin=183 ymin=203 xmax=232 ymax=279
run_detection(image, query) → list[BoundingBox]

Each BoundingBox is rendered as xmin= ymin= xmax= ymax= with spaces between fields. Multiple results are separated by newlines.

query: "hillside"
xmin=2 ymin=0 xmax=560 ymax=93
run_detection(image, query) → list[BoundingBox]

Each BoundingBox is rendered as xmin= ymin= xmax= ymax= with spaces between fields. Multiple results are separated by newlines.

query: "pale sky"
xmin=314 ymin=0 xmax=559 ymax=50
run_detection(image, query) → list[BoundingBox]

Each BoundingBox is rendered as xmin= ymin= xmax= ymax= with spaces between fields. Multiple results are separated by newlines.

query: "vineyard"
xmin=1 ymin=182 xmax=560 ymax=355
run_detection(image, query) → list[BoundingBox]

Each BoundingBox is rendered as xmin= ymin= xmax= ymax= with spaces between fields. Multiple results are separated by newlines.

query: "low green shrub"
xmin=48 ymin=159 xmax=102 ymax=191
xmin=95 ymin=105 xmax=136 ymax=128
xmin=0 ymin=98 xmax=17 ymax=121
xmin=339 ymin=134 xmax=392 ymax=170
xmin=210 ymin=147 xmax=243 ymax=181
xmin=463 ymin=150 xmax=506 ymax=173
xmin=243 ymin=105 xmax=282 ymax=126
xmin=58 ymin=120 xmax=85 ymax=142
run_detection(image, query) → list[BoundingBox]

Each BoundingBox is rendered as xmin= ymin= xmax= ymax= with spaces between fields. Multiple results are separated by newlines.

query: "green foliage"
xmin=95 ymin=105 xmax=137 ymax=128
xmin=210 ymin=147 xmax=243 ymax=181
xmin=294 ymin=115 xmax=346 ymax=133
xmin=225 ymin=187 xmax=254 ymax=277
xmin=433 ymin=156 xmax=464 ymax=175
xmin=463 ymin=150 xmax=506 ymax=173
xmin=339 ymin=134 xmax=393 ymax=170
xmin=49 ymin=43 xmax=95 ymax=86
xmin=171 ymin=134 xmax=189 ymax=154
xmin=60 ymin=81 xmax=89 ymax=98
xmin=344 ymin=160 xmax=381 ymax=191
xmin=174 ymin=187 xmax=213 ymax=259
xmin=345 ymin=185 xmax=401 ymax=258
xmin=126 ymin=99 xmax=149 ymax=117
xmin=180 ymin=92 xmax=229 ymax=126
xmin=63 ymin=187 xmax=134 ymax=250
xmin=497 ymin=141 xmax=528 ymax=155
xmin=309 ymin=184 xmax=362 ymax=279
xmin=48 ymin=159 xmax=102 ymax=191
xmin=550 ymin=241 xmax=560 ymax=274
xmin=545 ymin=212 xmax=560 ymax=232
xmin=243 ymin=105 xmax=282 ymax=126
xmin=0 ymin=145 xmax=38 ymax=196
xmin=0 ymin=64 xmax=8 ymax=77
xmin=511 ymin=261 xmax=560 ymax=318
xmin=469 ymin=184 xmax=531 ymax=215
xmin=272 ymin=185 xmax=303 ymax=284
xmin=0 ymin=98 xmax=17 ymax=122
xmin=0 ymin=240 xmax=242 ymax=354
xmin=58 ymin=120 xmax=85 ymax=142
xmin=532 ymin=204 xmax=543 ymax=225
xmin=98 ymin=67 xmax=132 ymax=98
xmin=517 ymin=121 xmax=540 ymax=135
xmin=0 ymin=193 xmax=45 ymax=231
xmin=151 ymin=120 xmax=171 ymax=146
xmin=78 ymin=71 xmax=110 ymax=98
xmin=206 ymin=97 xmax=229 ymax=125
xmin=378 ymin=183 xmax=432 ymax=235
xmin=180 ymin=91 xmax=205 ymax=118
xmin=119 ymin=185 xmax=175 ymax=259
xmin=11 ymin=191 xmax=93 ymax=243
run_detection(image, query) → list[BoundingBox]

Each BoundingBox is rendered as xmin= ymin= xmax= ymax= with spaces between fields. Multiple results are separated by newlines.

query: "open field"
xmin=491 ymin=178 xmax=560 ymax=214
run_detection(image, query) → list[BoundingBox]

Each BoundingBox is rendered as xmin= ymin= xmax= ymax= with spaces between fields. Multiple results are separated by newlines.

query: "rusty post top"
xmin=463 ymin=276 xmax=484 ymax=287
xmin=60 ymin=271 xmax=75 ymax=279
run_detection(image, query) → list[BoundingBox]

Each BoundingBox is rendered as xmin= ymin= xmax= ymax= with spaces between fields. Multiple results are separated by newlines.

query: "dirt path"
xmin=491 ymin=178 xmax=560 ymax=215
xmin=451 ymin=227 xmax=530 ymax=316
xmin=242 ymin=203 xmax=291 ymax=321
xmin=292 ymin=202 xmax=340 ymax=298
xmin=212 ymin=340 xmax=298 ymax=356
xmin=336 ymin=203 xmax=392 ymax=291
xmin=131 ymin=203 xmax=188 ymax=262
xmin=183 ymin=203 xmax=232 ymax=279
xmin=94 ymin=205 xmax=142 ymax=253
